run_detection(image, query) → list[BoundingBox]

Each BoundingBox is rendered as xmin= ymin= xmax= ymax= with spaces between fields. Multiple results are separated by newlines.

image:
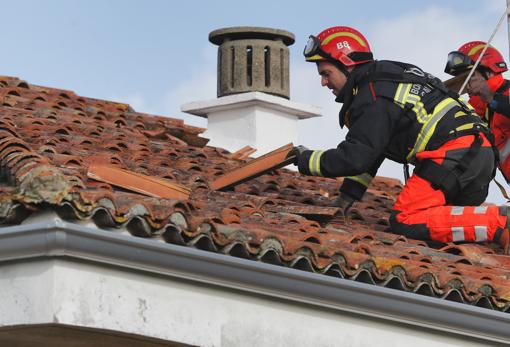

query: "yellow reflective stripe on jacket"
xmin=449 ymin=122 xmax=487 ymax=134
xmin=394 ymin=84 xmax=430 ymax=125
xmin=409 ymin=97 xmax=428 ymax=123
xmin=406 ymin=98 xmax=459 ymax=162
xmin=309 ymin=150 xmax=325 ymax=176
xmin=394 ymin=83 xmax=411 ymax=105
xmin=346 ymin=173 xmax=374 ymax=187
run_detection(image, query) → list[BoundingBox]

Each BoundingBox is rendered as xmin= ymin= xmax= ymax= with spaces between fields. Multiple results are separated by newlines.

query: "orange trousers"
xmin=390 ymin=135 xmax=508 ymax=243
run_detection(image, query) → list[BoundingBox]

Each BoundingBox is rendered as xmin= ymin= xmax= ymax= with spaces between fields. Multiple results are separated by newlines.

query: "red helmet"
xmin=458 ymin=41 xmax=507 ymax=74
xmin=303 ymin=26 xmax=373 ymax=66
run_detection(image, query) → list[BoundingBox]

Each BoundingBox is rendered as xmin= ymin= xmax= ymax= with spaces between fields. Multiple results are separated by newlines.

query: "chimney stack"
xmin=181 ymin=26 xmax=321 ymax=156
xmin=209 ymin=27 xmax=294 ymax=99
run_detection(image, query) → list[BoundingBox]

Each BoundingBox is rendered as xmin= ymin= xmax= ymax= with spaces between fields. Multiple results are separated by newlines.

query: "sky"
xmin=3 ymin=0 xmax=510 ymax=203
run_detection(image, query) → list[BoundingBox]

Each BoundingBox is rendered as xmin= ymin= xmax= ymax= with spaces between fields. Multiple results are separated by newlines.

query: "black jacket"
xmin=297 ymin=60 xmax=484 ymax=200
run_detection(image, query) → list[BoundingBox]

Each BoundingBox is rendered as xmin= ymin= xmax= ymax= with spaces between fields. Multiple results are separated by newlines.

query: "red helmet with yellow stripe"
xmin=458 ymin=41 xmax=507 ymax=74
xmin=304 ymin=26 xmax=373 ymax=66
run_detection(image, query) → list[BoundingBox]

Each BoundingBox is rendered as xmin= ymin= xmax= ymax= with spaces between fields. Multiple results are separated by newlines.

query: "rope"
xmin=458 ymin=4 xmax=510 ymax=95
xmin=494 ymin=178 xmax=510 ymax=203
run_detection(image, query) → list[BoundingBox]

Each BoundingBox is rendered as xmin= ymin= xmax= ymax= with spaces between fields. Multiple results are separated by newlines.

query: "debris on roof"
xmin=210 ymin=143 xmax=295 ymax=191
xmin=228 ymin=145 xmax=257 ymax=161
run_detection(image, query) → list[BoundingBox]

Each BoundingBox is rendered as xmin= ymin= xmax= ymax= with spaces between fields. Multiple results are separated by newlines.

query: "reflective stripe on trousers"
xmin=391 ymin=174 xmax=507 ymax=243
xmin=390 ymin=135 xmax=506 ymax=243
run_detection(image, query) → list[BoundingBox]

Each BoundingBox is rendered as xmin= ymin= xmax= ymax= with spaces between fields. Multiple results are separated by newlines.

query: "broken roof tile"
xmin=87 ymin=163 xmax=190 ymax=200
xmin=210 ymin=143 xmax=294 ymax=190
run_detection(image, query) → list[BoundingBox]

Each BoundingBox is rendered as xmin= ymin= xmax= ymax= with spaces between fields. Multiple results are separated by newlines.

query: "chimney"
xmin=181 ymin=26 xmax=321 ymax=156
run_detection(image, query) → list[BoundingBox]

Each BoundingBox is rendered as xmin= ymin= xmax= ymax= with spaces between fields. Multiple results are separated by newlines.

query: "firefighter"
xmin=445 ymin=41 xmax=510 ymax=182
xmin=289 ymin=26 xmax=510 ymax=252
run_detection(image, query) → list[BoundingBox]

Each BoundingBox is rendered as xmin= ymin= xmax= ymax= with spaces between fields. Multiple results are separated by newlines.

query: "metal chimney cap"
xmin=209 ymin=26 xmax=295 ymax=46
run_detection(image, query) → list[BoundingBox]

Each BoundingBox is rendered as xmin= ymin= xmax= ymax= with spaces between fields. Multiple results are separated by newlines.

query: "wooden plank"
xmin=443 ymin=71 xmax=470 ymax=94
xmin=87 ymin=163 xmax=191 ymax=200
xmin=210 ymin=143 xmax=295 ymax=191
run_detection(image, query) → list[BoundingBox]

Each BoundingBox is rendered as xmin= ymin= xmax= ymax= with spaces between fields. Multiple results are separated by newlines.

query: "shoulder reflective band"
xmin=498 ymin=138 xmax=510 ymax=164
xmin=346 ymin=173 xmax=373 ymax=187
xmin=309 ymin=150 xmax=325 ymax=176
xmin=450 ymin=122 xmax=487 ymax=134
xmin=394 ymin=83 xmax=412 ymax=106
xmin=406 ymin=98 xmax=459 ymax=162
xmin=393 ymin=83 xmax=430 ymax=124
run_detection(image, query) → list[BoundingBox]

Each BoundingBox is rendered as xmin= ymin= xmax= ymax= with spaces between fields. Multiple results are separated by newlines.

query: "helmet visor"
xmin=445 ymin=51 xmax=474 ymax=76
xmin=303 ymin=35 xmax=321 ymax=57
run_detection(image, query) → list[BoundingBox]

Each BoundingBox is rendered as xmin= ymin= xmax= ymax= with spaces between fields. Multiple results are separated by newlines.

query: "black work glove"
xmin=286 ymin=145 xmax=309 ymax=165
xmin=331 ymin=193 xmax=356 ymax=216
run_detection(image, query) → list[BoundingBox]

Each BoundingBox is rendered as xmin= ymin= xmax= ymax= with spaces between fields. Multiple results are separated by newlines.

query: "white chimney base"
xmin=181 ymin=92 xmax=321 ymax=156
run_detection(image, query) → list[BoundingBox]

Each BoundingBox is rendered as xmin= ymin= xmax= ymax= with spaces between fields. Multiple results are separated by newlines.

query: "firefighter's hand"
xmin=467 ymin=74 xmax=494 ymax=103
xmin=331 ymin=193 xmax=356 ymax=216
xmin=286 ymin=145 xmax=308 ymax=165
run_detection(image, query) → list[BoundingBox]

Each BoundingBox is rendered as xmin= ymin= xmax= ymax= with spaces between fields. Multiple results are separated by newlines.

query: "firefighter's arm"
xmin=490 ymin=93 xmax=510 ymax=118
xmin=339 ymin=155 xmax=385 ymax=201
xmin=469 ymin=76 xmax=510 ymax=117
xmin=296 ymin=98 xmax=396 ymax=177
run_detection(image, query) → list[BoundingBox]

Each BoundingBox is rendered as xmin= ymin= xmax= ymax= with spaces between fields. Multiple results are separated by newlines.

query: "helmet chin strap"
xmin=333 ymin=60 xmax=350 ymax=79
xmin=332 ymin=60 xmax=351 ymax=102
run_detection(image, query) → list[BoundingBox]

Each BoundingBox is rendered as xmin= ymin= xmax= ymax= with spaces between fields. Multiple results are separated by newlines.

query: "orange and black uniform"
xmin=297 ymin=60 xmax=509 ymax=244
xmin=469 ymin=74 xmax=510 ymax=183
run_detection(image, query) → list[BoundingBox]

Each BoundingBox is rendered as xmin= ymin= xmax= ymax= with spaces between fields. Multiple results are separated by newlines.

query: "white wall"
xmin=0 ymin=258 xmax=500 ymax=347
xmin=203 ymin=105 xmax=299 ymax=155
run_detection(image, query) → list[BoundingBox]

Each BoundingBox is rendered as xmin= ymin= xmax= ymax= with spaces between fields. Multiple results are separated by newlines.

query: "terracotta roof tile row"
xmin=1 ymin=75 xmax=510 ymax=312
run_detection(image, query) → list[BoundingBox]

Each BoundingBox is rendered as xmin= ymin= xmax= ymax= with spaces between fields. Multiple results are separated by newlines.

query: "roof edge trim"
xmin=1 ymin=215 xmax=509 ymax=344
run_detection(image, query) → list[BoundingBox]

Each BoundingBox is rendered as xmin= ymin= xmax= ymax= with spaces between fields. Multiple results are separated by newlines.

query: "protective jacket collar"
xmin=337 ymin=62 xmax=374 ymax=127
